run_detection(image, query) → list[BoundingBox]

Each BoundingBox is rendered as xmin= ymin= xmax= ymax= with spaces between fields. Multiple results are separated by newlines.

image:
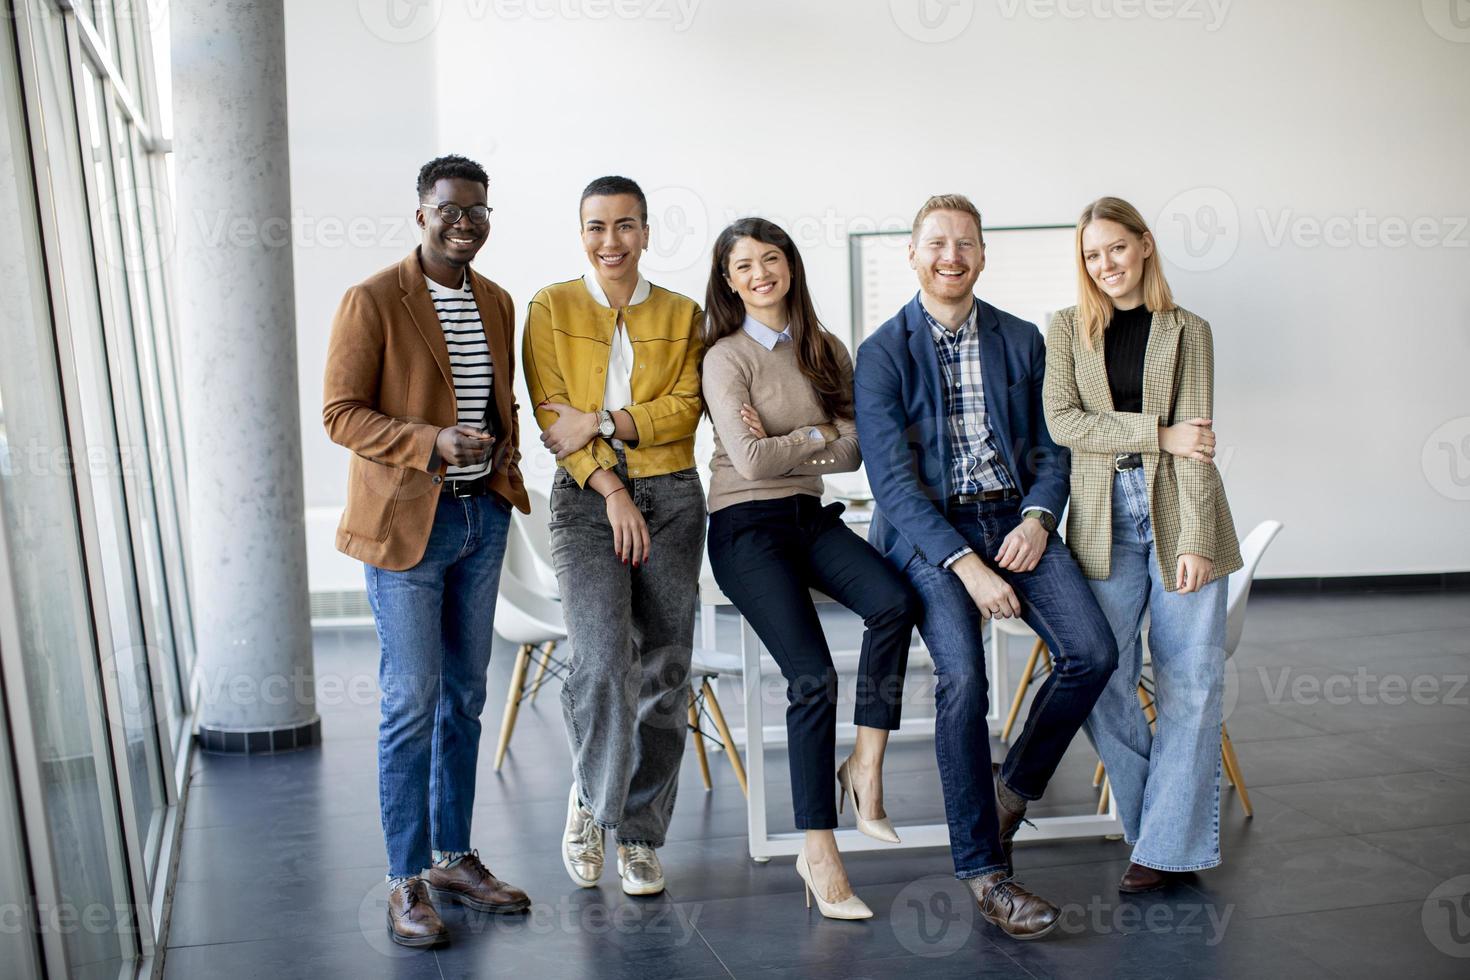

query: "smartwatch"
xmin=1022 ymin=508 xmax=1057 ymax=534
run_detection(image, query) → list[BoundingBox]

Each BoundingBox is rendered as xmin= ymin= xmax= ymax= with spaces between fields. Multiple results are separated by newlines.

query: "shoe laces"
xmin=981 ymin=874 xmax=1028 ymax=914
xmin=393 ymin=878 xmax=422 ymax=910
xmin=623 ymin=842 xmax=656 ymax=867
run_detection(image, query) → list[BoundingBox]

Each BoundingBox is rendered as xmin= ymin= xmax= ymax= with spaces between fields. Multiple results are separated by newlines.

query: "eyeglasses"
xmin=424 ymin=202 xmax=493 ymax=225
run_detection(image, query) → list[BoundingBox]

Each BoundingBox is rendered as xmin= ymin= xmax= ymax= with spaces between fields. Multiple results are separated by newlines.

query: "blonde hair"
xmin=912 ymin=194 xmax=983 ymax=242
xmin=1075 ymin=196 xmax=1175 ymax=349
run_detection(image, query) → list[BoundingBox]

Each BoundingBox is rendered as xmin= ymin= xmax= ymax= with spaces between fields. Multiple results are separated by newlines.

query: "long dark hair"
xmin=702 ymin=218 xmax=853 ymax=421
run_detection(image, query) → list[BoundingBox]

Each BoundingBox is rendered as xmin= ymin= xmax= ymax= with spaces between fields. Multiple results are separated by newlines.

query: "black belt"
xmin=950 ymin=488 xmax=1019 ymax=506
xmin=444 ymin=473 xmax=496 ymax=498
xmin=1114 ymin=453 xmax=1143 ymax=472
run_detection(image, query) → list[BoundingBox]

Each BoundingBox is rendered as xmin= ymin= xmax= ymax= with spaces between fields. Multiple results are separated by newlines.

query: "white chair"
xmin=491 ymin=497 xmax=568 ymax=770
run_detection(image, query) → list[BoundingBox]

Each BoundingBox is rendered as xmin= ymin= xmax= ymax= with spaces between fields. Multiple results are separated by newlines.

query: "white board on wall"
xmin=850 ymin=225 xmax=1078 ymax=342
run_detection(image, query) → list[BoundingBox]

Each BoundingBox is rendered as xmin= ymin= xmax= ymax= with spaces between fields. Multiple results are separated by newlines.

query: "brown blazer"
xmin=323 ymin=250 xmax=529 ymax=571
xmin=1043 ymin=304 xmax=1242 ymax=590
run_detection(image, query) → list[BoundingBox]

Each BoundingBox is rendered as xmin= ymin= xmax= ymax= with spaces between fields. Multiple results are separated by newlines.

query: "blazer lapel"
xmin=397 ymin=251 xmax=455 ymax=394
xmin=1077 ymin=314 xmax=1116 ymax=413
xmin=904 ymin=294 xmax=950 ymax=499
xmin=467 ymin=271 xmax=510 ymax=438
xmin=1142 ymin=308 xmax=1183 ymax=422
xmin=976 ymin=302 xmax=1012 ymax=460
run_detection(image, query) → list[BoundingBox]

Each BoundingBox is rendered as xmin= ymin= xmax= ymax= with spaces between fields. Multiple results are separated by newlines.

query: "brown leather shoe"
xmin=424 ymin=850 xmax=531 ymax=914
xmin=1118 ymin=862 xmax=1170 ymax=893
xmin=967 ymin=871 xmax=1060 ymax=941
xmin=386 ymin=878 xmax=448 ymax=948
xmin=994 ymin=775 xmax=1028 ymax=875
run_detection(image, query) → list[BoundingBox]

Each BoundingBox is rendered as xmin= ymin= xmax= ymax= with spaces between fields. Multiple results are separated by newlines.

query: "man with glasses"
xmin=324 ymin=154 xmax=532 ymax=948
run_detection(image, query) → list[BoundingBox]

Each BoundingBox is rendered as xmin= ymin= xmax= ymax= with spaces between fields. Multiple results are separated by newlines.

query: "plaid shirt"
xmin=927 ymin=302 xmax=1016 ymax=498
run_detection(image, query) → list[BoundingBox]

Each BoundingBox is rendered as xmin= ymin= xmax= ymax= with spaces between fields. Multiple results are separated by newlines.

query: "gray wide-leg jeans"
xmin=548 ymin=459 xmax=706 ymax=846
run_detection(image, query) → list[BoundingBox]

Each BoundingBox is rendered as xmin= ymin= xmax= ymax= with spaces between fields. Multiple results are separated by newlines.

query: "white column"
xmin=171 ymin=0 xmax=317 ymax=752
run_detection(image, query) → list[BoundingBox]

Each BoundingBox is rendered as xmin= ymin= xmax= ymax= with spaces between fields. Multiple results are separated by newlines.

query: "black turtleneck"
xmin=1104 ymin=304 xmax=1151 ymax=413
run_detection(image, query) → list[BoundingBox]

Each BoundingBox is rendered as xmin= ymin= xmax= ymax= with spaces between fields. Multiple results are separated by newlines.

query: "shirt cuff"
xmin=940 ymin=546 xmax=974 ymax=569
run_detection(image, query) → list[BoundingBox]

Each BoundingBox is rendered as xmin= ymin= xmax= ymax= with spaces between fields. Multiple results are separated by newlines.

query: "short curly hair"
xmin=416 ymin=154 xmax=489 ymax=199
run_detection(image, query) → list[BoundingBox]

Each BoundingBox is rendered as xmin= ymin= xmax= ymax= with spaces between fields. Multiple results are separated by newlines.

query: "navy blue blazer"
xmin=854 ymin=293 xmax=1070 ymax=569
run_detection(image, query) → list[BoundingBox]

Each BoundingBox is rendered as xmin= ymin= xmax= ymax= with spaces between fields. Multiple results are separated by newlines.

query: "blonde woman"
xmin=1043 ymin=196 xmax=1242 ymax=893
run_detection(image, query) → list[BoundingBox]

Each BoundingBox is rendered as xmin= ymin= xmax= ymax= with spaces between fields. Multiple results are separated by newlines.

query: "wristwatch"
xmin=597 ymin=410 xmax=615 ymax=439
xmin=1022 ymin=508 xmax=1057 ymax=534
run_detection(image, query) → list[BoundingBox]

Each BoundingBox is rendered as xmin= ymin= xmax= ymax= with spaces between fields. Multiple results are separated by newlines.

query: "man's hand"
xmin=950 ymin=553 xmax=1021 ymax=620
xmin=435 ymin=425 xmax=494 ymax=468
xmin=994 ymin=517 xmax=1047 ymax=573
xmin=539 ymin=402 xmax=599 ymax=459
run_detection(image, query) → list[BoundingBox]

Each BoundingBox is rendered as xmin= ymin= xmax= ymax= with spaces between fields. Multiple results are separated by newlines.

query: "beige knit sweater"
xmin=701 ymin=330 xmax=861 ymax=513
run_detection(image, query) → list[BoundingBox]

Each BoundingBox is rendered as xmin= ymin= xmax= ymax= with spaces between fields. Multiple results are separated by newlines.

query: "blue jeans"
xmin=365 ymin=492 xmax=511 ymax=877
xmin=904 ymin=500 xmax=1117 ymax=878
xmin=1083 ymin=468 xmax=1227 ymax=872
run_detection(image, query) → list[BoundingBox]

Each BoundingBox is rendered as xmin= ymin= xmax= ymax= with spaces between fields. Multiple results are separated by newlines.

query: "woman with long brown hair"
xmin=701 ymin=218 xmax=918 ymax=919
xmin=1043 ymin=196 xmax=1242 ymax=893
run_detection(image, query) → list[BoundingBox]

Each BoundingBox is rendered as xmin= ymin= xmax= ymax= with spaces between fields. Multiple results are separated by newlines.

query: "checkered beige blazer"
xmin=1043 ymin=305 xmax=1242 ymax=590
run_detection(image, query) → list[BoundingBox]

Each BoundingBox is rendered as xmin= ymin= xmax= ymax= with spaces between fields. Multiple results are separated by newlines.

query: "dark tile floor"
xmin=165 ymin=590 xmax=1470 ymax=979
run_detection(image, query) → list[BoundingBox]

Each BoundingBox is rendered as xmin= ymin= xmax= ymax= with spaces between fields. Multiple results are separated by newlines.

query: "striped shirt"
xmin=426 ymin=273 xmax=493 ymax=481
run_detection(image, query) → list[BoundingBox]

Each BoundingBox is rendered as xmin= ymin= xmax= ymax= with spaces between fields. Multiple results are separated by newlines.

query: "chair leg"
xmin=494 ymin=644 xmax=533 ymax=770
xmin=689 ymin=688 xmax=712 ymax=791
xmin=1093 ymin=759 xmax=1105 ymax=787
xmin=1002 ymin=638 xmax=1046 ymax=742
xmin=527 ymin=640 xmax=556 ymax=703
xmin=1137 ymin=682 xmax=1158 ymax=728
xmin=1221 ymin=725 xmax=1253 ymax=818
xmin=1097 ymin=775 xmax=1111 ymax=815
xmin=701 ymin=679 xmax=748 ymax=798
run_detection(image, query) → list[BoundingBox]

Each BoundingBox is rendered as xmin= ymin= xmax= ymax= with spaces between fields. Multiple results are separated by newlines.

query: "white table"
xmin=697 ymin=507 xmax=1123 ymax=862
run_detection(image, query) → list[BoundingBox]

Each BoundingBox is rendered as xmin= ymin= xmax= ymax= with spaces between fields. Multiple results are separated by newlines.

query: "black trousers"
xmin=707 ymin=494 xmax=919 ymax=829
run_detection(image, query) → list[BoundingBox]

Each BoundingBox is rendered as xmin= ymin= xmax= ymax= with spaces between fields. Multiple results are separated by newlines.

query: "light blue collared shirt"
xmin=741 ymin=315 xmax=791 ymax=351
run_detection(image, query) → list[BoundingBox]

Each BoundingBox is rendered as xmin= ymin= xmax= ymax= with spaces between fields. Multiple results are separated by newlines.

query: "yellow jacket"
xmin=523 ymin=277 xmax=704 ymax=486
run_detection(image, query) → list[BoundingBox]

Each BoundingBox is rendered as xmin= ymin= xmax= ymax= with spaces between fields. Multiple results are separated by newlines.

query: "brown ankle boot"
xmin=424 ymin=850 xmax=531 ymax=913
xmin=386 ymin=878 xmax=448 ymax=948
xmin=967 ymin=871 xmax=1060 ymax=941
xmin=994 ymin=775 xmax=1028 ymax=875
xmin=1118 ymin=862 xmax=1170 ymax=893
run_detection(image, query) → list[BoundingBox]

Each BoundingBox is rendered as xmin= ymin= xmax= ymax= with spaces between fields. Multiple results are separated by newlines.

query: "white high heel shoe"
xmin=837 ymin=756 xmax=901 ymax=844
xmin=795 ymin=851 xmax=873 ymax=920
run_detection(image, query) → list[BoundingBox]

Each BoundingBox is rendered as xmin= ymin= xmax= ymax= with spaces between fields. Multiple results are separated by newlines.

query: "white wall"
xmin=288 ymin=0 xmax=1470 ymax=585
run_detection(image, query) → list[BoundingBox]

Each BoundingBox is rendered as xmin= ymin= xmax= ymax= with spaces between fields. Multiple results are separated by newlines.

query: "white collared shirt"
xmin=582 ymin=272 xmax=651 ymax=427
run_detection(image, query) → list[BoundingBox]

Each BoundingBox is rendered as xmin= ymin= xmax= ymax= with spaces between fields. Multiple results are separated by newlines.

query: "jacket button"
xmin=432 ymin=475 xmax=442 ymax=484
xmin=595 ymin=366 xmax=603 ymax=373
